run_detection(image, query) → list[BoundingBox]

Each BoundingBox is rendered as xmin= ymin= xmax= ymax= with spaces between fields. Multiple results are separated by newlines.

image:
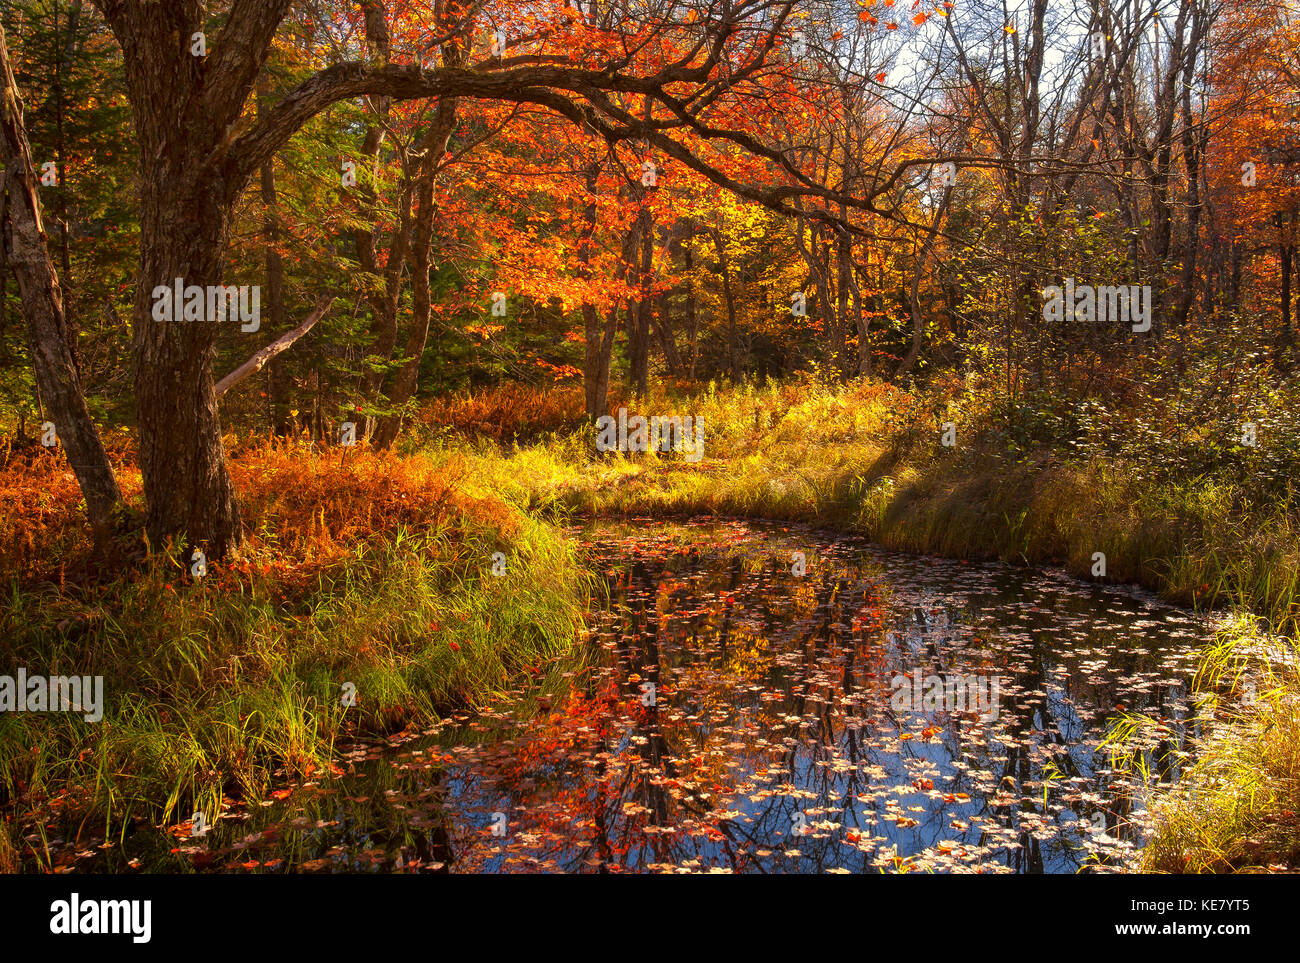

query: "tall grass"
xmin=1129 ymin=617 xmax=1300 ymax=872
xmin=0 ymin=443 xmax=592 ymax=843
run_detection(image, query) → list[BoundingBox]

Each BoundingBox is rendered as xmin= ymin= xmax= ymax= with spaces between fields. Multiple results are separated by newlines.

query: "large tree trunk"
xmin=100 ymin=1 xmax=277 ymax=558
xmin=0 ymin=21 xmax=121 ymax=530
xmin=134 ymin=175 xmax=243 ymax=556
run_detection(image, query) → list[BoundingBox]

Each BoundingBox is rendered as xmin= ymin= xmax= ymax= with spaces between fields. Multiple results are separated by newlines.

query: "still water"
xmin=50 ymin=518 xmax=1214 ymax=873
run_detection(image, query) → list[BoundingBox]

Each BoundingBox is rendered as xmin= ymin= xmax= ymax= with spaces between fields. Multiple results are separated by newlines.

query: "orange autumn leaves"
xmin=857 ymin=0 xmax=947 ymax=30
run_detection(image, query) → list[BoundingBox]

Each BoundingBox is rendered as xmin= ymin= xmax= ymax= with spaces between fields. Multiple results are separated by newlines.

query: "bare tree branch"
xmin=215 ymin=297 xmax=333 ymax=399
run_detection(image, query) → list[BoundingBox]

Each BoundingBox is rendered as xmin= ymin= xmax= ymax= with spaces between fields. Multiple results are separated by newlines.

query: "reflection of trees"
xmin=420 ymin=525 xmax=1201 ymax=874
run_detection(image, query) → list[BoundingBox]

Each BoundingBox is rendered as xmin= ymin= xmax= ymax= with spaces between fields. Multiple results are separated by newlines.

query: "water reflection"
xmin=437 ymin=519 xmax=1206 ymax=873
xmin=37 ymin=518 xmax=1209 ymax=874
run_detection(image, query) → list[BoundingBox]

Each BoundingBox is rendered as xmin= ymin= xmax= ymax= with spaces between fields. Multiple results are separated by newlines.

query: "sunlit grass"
xmin=1133 ymin=617 xmax=1300 ymax=872
xmin=0 ymin=443 xmax=592 ymax=844
xmin=449 ymin=375 xmax=1300 ymax=629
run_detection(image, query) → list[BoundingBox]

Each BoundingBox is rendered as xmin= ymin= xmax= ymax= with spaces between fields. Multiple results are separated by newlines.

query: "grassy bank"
xmin=428 ymin=375 xmax=1300 ymax=629
xmin=1105 ymin=617 xmax=1300 ymax=872
xmin=0 ymin=442 xmax=590 ymax=855
xmin=4 ymin=372 xmax=1297 ymax=872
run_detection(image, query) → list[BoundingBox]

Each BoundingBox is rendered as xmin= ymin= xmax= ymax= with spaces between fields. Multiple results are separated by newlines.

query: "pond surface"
xmin=422 ymin=519 xmax=1208 ymax=874
xmin=42 ymin=517 xmax=1214 ymax=874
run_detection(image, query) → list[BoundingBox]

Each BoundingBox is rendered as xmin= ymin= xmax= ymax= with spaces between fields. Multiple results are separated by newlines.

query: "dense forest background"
xmin=2 ymin=1 xmax=1297 ymax=530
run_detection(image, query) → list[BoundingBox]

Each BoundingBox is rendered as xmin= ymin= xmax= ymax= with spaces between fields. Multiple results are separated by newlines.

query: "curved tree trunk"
xmin=94 ymin=0 xmax=284 ymax=557
xmin=0 ymin=21 xmax=121 ymax=531
xmin=371 ymin=95 xmax=459 ymax=450
xmin=79 ymin=0 xmax=881 ymax=554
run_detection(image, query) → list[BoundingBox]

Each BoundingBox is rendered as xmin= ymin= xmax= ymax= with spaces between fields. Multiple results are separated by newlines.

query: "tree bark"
xmin=653 ymin=290 xmax=682 ymax=377
xmin=627 ymin=207 xmax=653 ymax=397
xmin=0 ymin=21 xmax=121 ymax=530
xmin=577 ymin=160 xmax=610 ymax=418
xmin=92 ymin=0 xmax=294 ymax=556
xmin=371 ymin=94 xmax=459 ymax=450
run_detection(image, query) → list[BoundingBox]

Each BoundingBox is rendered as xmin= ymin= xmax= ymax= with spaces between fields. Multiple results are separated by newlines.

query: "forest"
xmin=0 ymin=0 xmax=1298 ymax=888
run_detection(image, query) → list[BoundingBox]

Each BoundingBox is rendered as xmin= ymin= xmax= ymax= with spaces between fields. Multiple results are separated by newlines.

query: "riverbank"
xmin=3 ymin=374 xmax=1296 ymax=872
xmin=442 ymin=376 xmax=1300 ymax=627
xmin=1128 ymin=617 xmax=1300 ymax=872
xmin=0 ymin=443 xmax=591 ymax=868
